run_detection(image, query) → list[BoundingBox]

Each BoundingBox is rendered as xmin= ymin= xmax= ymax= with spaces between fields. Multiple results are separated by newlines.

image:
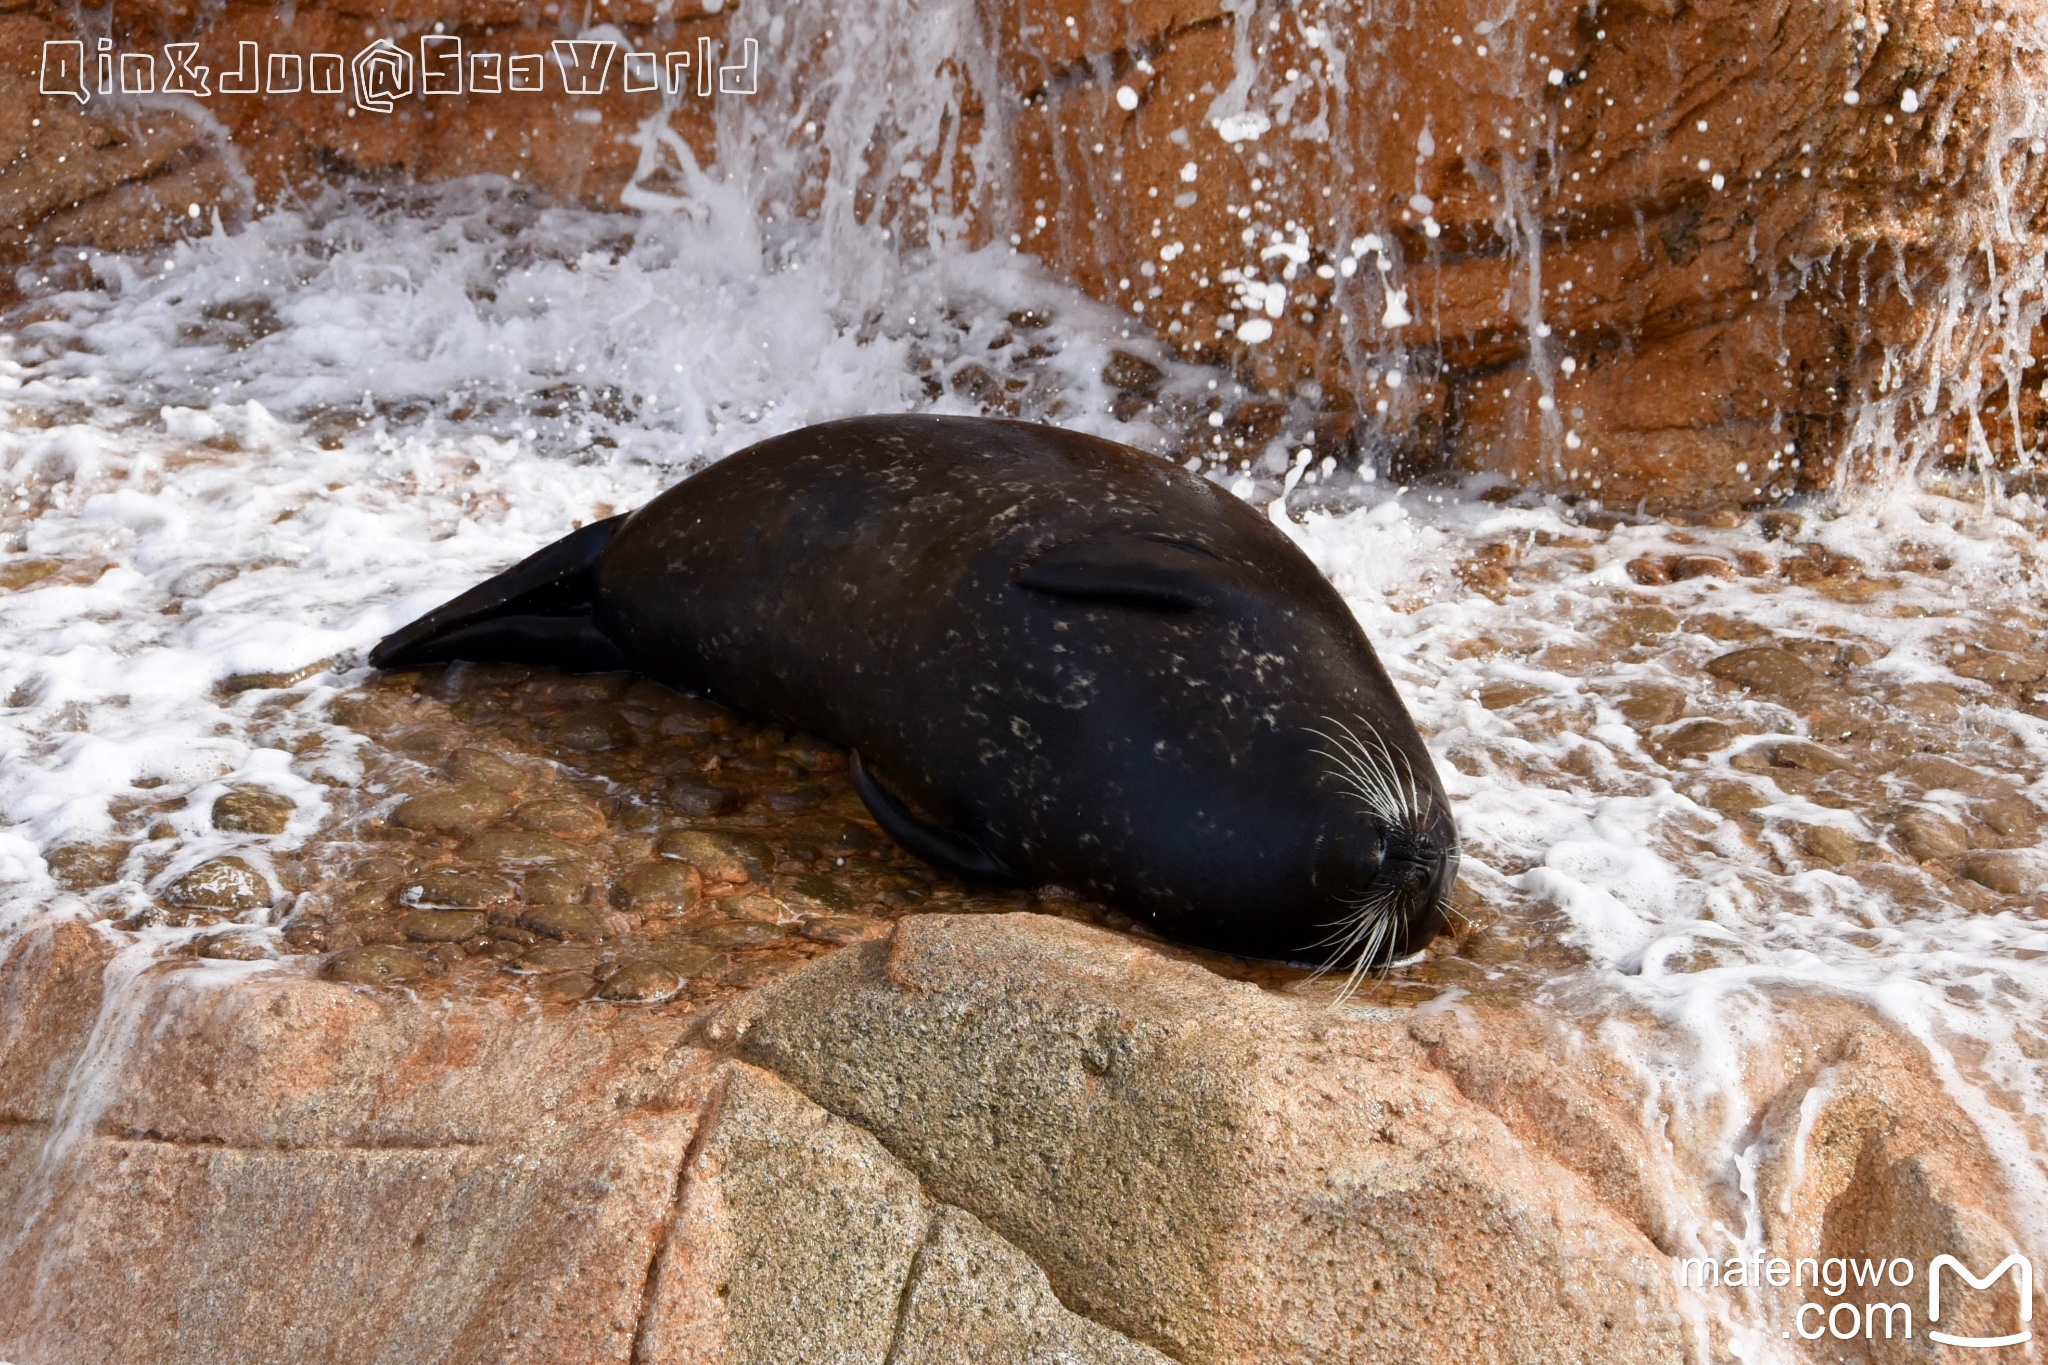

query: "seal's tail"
xmin=370 ymin=515 xmax=631 ymax=673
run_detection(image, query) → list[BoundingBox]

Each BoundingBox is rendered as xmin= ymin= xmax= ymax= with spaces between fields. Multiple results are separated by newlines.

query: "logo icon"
xmin=1929 ymin=1254 xmax=2033 ymax=1349
xmin=350 ymin=38 xmax=412 ymax=113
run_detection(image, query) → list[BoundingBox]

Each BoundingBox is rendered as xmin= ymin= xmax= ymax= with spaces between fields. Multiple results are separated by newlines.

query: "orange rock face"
xmin=4 ymin=0 xmax=2045 ymax=499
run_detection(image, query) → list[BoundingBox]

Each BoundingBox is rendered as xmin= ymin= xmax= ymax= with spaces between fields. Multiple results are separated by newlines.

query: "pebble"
xmin=666 ymin=779 xmax=739 ymax=816
xmin=402 ymin=870 xmax=517 ymax=909
xmin=167 ymin=857 xmax=271 ymax=911
xmin=594 ymin=959 xmax=684 ymax=1003
xmin=519 ymin=904 xmax=616 ymax=940
xmin=1478 ymin=681 xmax=1547 ymax=711
xmin=613 ymin=861 xmax=702 ymax=913
xmin=773 ymin=874 xmax=857 ymax=913
xmin=1668 ymin=555 xmax=1737 ymax=582
xmin=1706 ymin=647 xmax=1819 ymax=697
xmin=657 ymin=698 xmax=737 ymax=736
xmin=1955 ymin=851 xmax=2032 ymax=895
xmin=530 ymin=674 xmax=630 ymax=705
xmin=801 ymin=915 xmax=881 ymax=945
xmin=458 ymin=829 xmax=585 ymax=864
xmin=45 ymin=840 xmax=130 ymax=890
xmin=523 ymin=862 xmax=601 ymax=904
xmin=323 ymin=945 xmax=429 ymax=984
xmin=514 ymin=797 xmax=608 ymax=837
xmin=391 ymin=784 xmax=516 ymax=832
xmin=533 ymin=971 xmax=596 ymax=1003
xmin=1977 ymin=796 xmax=2040 ymax=842
xmin=1699 ymin=782 xmax=1769 ymax=818
xmin=445 ymin=748 xmax=525 ymax=792
xmin=211 ymin=787 xmax=296 ymax=835
xmin=1612 ymin=685 xmax=1686 ymax=728
xmin=554 ymin=706 xmax=633 ymax=752
xmin=519 ymin=942 xmax=603 ymax=974
xmin=1653 ymin=719 xmax=1738 ymax=759
xmin=1795 ymin=825 xmax=1861 ymax=867
xmin=1892 ymin=810 xmax=1971 ymax=862
xmin=1736 ymin=740 xmax=1846 ymax=775
xmin=691 ymin=920 xmax=787 ymax=948
xmin=194 ymin=931 xmax=276 ymax=961
xmin=725 ymin=892 xmax=793 ymax=924
xmin=401 ymin=910 xmax=489 ymax=942
xmin=659 ymin=829 xmax=771 ymax=882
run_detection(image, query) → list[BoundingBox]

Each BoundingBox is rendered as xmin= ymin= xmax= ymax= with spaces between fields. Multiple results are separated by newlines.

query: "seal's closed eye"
xmin=1012 ymin=535 xmax=1224 ymax=611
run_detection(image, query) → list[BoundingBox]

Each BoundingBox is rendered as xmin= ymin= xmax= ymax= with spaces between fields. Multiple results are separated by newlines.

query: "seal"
xmin=373 ymin=414 xmax=1459 ymax=977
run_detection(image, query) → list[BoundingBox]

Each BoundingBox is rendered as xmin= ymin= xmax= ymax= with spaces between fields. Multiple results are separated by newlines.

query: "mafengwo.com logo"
xmin=39 ymin=30 xmax=758 ymax=113
xmin=1677 ymin=1251 xmax=2033 ymax=1347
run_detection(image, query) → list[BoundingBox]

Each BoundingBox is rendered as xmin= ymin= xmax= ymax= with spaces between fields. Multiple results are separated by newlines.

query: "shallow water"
xmin=5 ymin=184 xmax=2048 ymax=1359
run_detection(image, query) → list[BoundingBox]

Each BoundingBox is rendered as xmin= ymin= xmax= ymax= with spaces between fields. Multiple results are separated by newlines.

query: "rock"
xmin=192 ymin=932 xmax=277 ymax=962
xmin=1952 ymin=650 xmax=2048 ymax=684
xmin=444 ymin=748 xmax=525 ymax=792
xmin=401 ymin=871 xmax=516 ymax=910
xmin=666 ymin=779 xmax=739 ymax=817
xmin=1476 ymin=680 xmax=1545 ymax=711
xmin=787 ymin=819 xmax=876 ymax=856
xmin=1610 ymin=684 xmax=1686 ymax=728
xmin=518 ymin=904 xmax=618 ymax=941
xmin=800 ymin=916 xmax=882 ymax=945
xmin=1954 ymin=851 xmax=2033 ymax=895
xmin=1891 ymin=810 xmax=1971 ymax=863
xmin=1892 ymin=754 xmax=2003 ymax=796
xmin=43 ymin=840 xmax=130 ymax=891
xmin=400 ymin=911 xmax=489 ymax=944
xmin=1795 ymin=824 xmax=1860 ymax=868
xmin=724 ymin=894 xmax=794 ymax=925
xmin=1101 ymin=350 xmax=1165 ymax=396
xmin=716 ymin=914 xmax=1688 ymax=1362
xmin=517 ymin=943 xmax=603 ymax=975
xmin=612 ymin=862 xmax=702 ymax=914
xmin=658 ymin=698 xmax=739 ymax=736
xmin=1652 ymin=719 xmax=1737 ymax=759
xmin=1624 ymin=557 xmax=1671 ymax=586
xmin=1667 ymin=555 xmax=1737 ymax=582
xmin=456 ymin=830 xmax=584 ymax=865
xmin=209 ymin=787 xmax=295 ymax=835
xmin=521 ymin=863 xmax=601 ymax=906
xmin=692 ymin=921 xmax=787 ymax=949
xmin=1605 ymin=605 xmax=1682 ymax=643
xmin=552 ymin=707 xmax=632 ymax=752
xmin=1977 ymin=795 xmax=2041 ymax=843
xmin=659 ymin=830 xmax=771 ymax=883
xmin=390 ymin=785 xmax=515 ymax=833
xmin=321 ymin=945 xmax=429 ymax=984
xmin=165 ymin=858 xmax=270 ymax=912
xmin=891 ymin=1206 xmax=1169 ymax=1365
xmin=593 ymin=959 xmax=683 ymax=1004
xmin=512 ymin=798 xmax=608 ymax=838
xmin=1706 ymin=647 xmax=1819 ymax=697
xmin=1699 ymin=781 xmax=1768 ymax=819
xmin=771 ymin=874 xmax=856 ymax=914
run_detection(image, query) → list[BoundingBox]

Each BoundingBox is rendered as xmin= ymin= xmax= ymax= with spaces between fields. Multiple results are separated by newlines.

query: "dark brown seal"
xmin=373 ymin=415 xmax=1459 ymax=974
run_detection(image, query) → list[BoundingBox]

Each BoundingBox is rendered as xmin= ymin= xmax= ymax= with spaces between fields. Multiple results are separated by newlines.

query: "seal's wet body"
xmin=374 ymin=415 xmax=1458 ymax=969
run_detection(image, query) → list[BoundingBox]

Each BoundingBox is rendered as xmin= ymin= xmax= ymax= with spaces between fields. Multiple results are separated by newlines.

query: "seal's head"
xmin=1309 ymin=717 xmax=1461 ymax=985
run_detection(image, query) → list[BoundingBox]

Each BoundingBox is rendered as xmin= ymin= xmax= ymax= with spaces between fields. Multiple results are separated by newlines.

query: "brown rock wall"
xmin=6 ymin=0 xmax=2045 ymax=503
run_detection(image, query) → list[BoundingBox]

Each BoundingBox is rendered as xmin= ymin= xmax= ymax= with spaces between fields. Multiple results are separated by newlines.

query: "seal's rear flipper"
xmin=371 ymin=515 xmax=630 ymax=673
xmin=849 ymin=751 xmax=1022 ymax=885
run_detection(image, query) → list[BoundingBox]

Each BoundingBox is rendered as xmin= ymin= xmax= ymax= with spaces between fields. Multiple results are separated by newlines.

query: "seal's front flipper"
xmin=371 ymin=515 xmax=631 ymax=673
xmin=1012 ymin=535 xmax=1225 ymax=611
xmin=849 ymin=751 xmax=1022 ymax=885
